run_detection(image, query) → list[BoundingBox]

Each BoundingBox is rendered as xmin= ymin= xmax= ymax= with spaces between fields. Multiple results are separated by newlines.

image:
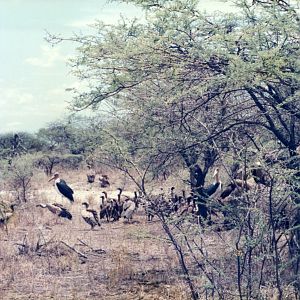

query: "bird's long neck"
xmin=214 ymin=171 xmax=220 ymax=183
xmin=117 ymin=189 xmax=122 ymax=201
xmin=100 ymin=196 xmax=105 ymax=205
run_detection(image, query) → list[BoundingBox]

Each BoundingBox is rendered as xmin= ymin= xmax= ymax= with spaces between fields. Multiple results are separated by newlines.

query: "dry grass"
xmin=2 ymin=169 xmax=295 ymax=299
xmin=0 ymin=170 xmax=192 ymax=300
xmin=0 ymin=211 xmax=189 ymax=299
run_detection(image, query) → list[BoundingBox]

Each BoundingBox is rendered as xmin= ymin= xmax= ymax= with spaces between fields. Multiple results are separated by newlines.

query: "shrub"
xmin=4 ymin=154 xmax=35 ymax=202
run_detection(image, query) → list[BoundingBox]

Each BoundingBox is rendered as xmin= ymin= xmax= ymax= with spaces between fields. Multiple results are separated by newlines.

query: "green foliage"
xmin=34 ymin=152 xmax=84 ymax=175
xmin=60 ymin=154 xmax=84 ymax=169
xmin=34 ymin=152 xmax=61 ymax=175
xmin=37 ymin=115 xmax=104 ymax=155
xmin=3 ymin=154 xmax=35 ymax=202
xmin=45 ymin=1 xmax=300 ymax=296
xmin=61 ymin=0 xmax=299 ymax=151
xmin=0 ymin=132 xmax=45 ymax=161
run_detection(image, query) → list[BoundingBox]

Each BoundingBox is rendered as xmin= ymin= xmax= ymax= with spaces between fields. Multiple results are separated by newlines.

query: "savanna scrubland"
xmin=1 ymin=0 xmax=299 ymax=299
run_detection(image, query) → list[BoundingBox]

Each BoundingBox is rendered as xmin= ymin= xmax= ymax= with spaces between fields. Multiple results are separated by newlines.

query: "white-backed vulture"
xmin=36 ymin=203 xmax=72 ymax=220
xmin=81 ymin=202 xmax=101 ymax=230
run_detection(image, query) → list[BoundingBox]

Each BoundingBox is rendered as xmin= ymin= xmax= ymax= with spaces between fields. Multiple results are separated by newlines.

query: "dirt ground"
xmin=1 ymin=170 xmax=297 ymax=299
xmin=0 ymin=172 xmax=191 ymax=300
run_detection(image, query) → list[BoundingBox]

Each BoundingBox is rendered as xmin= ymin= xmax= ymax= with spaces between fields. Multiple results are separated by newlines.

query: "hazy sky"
xmin=0 ymin=0 xmax=236 ymax=134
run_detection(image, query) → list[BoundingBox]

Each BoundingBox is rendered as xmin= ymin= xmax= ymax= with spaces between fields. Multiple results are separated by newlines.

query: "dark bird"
xmin=220 ymin=179 xmax=256 ymax=199
xmin=99 ymin=174 xmax=110 ymax=188
xmin=49 ymin=172 xmax=74 ymax=203
xmin=99 ymin=195 xmax=112 ymax=222
xmin=86 ymin=165 xmax=96 ymax=184
xmin=169 ymin=43 xmax=188 ymax=55
xmin=81 ymin=202 xmax=101 ymax=230
xmin=220 ymin=183 xmax=236 ymax=199
xmin=251 ymin=162 xmax=270 ymax=186
xmin=116 ymin=188 xmax=125 ymax=217
xmin=36 ymin=203 xmax=72 ymax=220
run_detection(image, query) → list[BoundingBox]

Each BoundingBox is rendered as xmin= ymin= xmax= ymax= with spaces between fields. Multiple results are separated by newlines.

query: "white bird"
xmin=81 ymin=202 xmax=101 ymax=230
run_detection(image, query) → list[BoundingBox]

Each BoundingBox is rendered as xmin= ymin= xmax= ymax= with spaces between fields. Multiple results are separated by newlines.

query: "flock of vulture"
xmin=0 ymin=162 xmax=270 ymax=231
xmin=35 ymin=172 xmax=141 ymax=230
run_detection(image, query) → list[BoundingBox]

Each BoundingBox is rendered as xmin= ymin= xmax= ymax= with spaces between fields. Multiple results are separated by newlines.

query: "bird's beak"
xmin=48 ymin=176 xmax=55 ymax=182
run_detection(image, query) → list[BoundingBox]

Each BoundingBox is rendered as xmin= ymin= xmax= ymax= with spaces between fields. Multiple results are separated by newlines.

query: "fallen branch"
xmin=77 ymin=238 xmax=106 ymax=255
xmin=60 ymin=241 xmax=88 ymax=259
xmin=77 ymin=238 xmax=93 ymax=250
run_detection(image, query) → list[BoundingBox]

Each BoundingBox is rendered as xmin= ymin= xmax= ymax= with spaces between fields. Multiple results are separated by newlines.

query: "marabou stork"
xmin=36 ymin=203 xmax=72 ymax=220
xmin=49 ymin=172 xmax=74 ymax=203
xmin=81 ymin=202 xmax=101 ymax=230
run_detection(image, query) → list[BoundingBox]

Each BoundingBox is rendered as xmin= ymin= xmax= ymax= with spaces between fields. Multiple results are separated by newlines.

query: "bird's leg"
xmin=4 ymin=222 xmax=9 ymax=236
xmin=55 ymin=215 xmax=64 ymax=225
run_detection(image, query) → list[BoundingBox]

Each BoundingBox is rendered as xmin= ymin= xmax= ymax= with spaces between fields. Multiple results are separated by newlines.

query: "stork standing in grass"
xmin=49 ymin=172 xmax=74 ymax=204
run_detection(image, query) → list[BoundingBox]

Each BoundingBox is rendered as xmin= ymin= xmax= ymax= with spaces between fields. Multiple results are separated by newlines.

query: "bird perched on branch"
xmin=36 ymin=203 xmax=72 ymax=220
xmin=49 ymin=172 xmax=74 ymax=203
xmin=81 ymin=202 xmax=101 ymax=230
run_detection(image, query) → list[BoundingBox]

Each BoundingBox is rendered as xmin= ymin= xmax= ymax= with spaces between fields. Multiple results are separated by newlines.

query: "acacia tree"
xmin=48 ymin=0 xmax=232 ymax=192
xmin=48 ymin=0 xmax=299 ymax=297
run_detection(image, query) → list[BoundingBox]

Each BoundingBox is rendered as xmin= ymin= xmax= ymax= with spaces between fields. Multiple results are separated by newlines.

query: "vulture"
xmin=144 ymin=200 xmax=155 ymax=221
xmin=251 ymin=162 xmax=270 ymax=186
xmin=220 ymin=179 xmax=256 ymax=199
xmin=86 ymin=165 xmax=96 ymax=184
xmin=99 ymin=175 xmax=110 ymax=188
xmin=220 ymin=162 xmax=269 ymax=199
xmin=36 ymin=203 xmax=72 ymax=220
xmin=99 ymin=191 xmax=113 ymax=220
xmin=49 ymin=172 xmax=74 ymax=203
xmin=220 ymin=183 xmax=236 ymax=199
xmin=99 ymin=195 xmax=110 ymax=221
xmin=0 ymin=202 xmax=17 ymax=226
xmin=81 ymin=202 xmax=101 ymax=230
